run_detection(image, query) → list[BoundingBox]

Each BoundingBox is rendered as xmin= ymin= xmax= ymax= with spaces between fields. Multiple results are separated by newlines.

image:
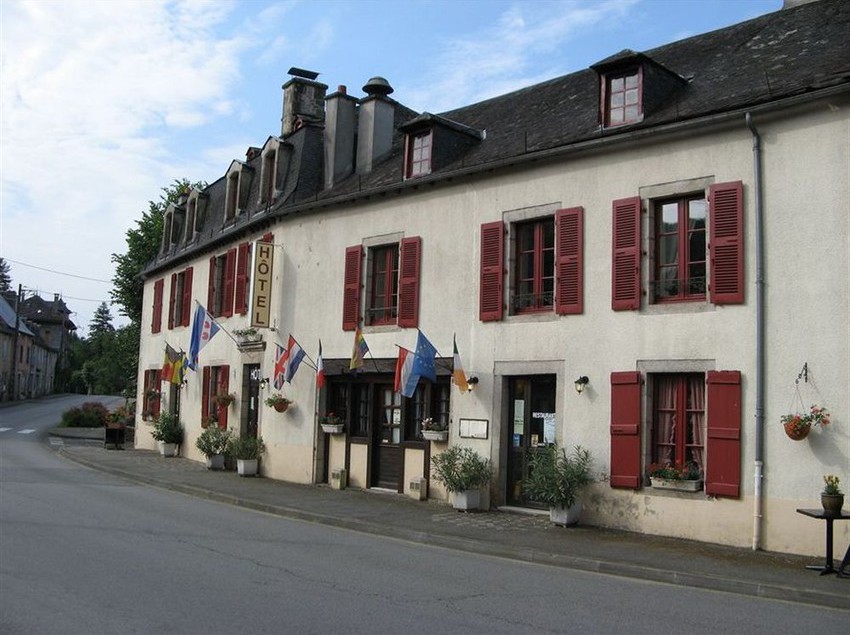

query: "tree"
xmin=89 ymin=302 xmax=115 ymax=335
xmin=110 ymin=179 xmax=205 ymax=325
xmin=0 ymin=257 xmax=12 ymax=293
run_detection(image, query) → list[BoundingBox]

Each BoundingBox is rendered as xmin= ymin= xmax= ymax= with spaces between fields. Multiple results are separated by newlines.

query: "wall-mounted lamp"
xmin=259 ymin=377 xmax=270 ymax=390
xmin=466 ymin=376 xmax=479 ymax=392
xmin=574 ymin=376 xmax=589 ymax=394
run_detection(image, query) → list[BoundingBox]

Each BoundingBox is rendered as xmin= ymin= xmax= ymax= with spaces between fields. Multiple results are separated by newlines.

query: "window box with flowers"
xmin=264 ymin=393 xmax=292 ymax=413
xmin=233 ymin=328 xmax=265 ymax=352
xmin=648 ymin=462 xmax=703 ymax=492
xmin=781 ymin=404 xmax=830 ymax=441
xmin=319 ymin=412 xmax=344 ymax=435
xmin=421 ymin=417 xmax=448 ymax=442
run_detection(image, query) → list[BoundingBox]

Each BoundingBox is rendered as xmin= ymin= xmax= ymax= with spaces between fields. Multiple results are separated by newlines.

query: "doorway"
xmin=242 ymin=364 xmax=261 ymax=438
xmin=371 ymin=383 xmax=403 ymax=489
xmin=505 ymin=375 xmax=557 ymax=507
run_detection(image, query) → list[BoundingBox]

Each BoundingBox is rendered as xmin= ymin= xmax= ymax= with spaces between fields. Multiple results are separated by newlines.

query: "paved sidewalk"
xmin=54 ymin=439 xmax=849 ymax=611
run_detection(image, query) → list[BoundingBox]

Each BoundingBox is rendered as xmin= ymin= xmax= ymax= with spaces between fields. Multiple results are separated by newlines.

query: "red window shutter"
xmin=181 ymin=267 xmax=193 ymax=327
xmin=152 ymin=279 xmax=164 ymax=334
xmin=479 ymin=221 xmax=504 ymax=321
xmin=398 ymin=236 xmax=421 ymax=328
xmin=611 ymin=197 xmax=641 ymax=311
xmin=705 ymin=370 xmax=742 ymax=498
xmin=207 ymin=257 xmax=216 ymax=313
xmin=342 ymin=245 xmax=363 ymax=331
xmin=222 ymin=248 xmax=236 ymax=318
xmin=202 ymin=366 xmax=211 ymax=425
xmin=610 ymin=371 xmax=642 ymax=488
xmin=709 ymin=181 xmax=744 ymax=305
xmin=216 ymin=365 xmax=230 ymax=429
xmin=235 ymin=242 xmax=250 ymax=315
xmin=168 ymin=273 xmax=177 ymax=329
xmin=555 ymin=207 xmax=584 ymax=315
xmin=153 ymin=370 xmax=162 ymax=418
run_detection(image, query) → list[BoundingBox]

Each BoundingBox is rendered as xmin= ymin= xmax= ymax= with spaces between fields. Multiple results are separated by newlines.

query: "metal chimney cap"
xmin=362 ymin=76 xmax=393 ymax=96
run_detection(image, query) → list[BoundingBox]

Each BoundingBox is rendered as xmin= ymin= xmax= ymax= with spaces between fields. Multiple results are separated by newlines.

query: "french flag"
xmin=394 ymin=347 xmax=418 ymax=398
xmin=284 ymin=335 xmax=306 ymax=383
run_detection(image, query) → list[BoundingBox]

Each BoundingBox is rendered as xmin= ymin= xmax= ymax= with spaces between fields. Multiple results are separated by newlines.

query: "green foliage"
xmin=89 ymin=302 xmax=115 ymax=335
xmin=151 ymin=412 xmax=183 ymax=444
xmin=60 ymin=402 xmax=110 ymax=428
xmin=823 ymin=474 xmax=842 ymax=496
xmin=523 ymin=445 xmax=594 ymax=509
xmin=430 ymin=446 xmax=492 ymax=493
xmin=110 ymin=178 xmax=204 ymax=324
xmin=195 ymin=426 xmax=233 ymax=458
xmin=0 ymin=257 xmax=11 ymax=293
xmin=229 ymin=435 xmax=266 ymax=460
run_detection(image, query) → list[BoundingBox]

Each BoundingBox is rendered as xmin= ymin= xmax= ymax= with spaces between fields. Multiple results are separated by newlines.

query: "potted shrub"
xmin=647 ymin=461 xmax=702 ymax=492
xmin=195 ymin=426 xmax=233 ymax=470
xmin=781 ymin=404 xmax=830 ymax=441
xmin=319 ymin=412 xmax=344 ymax=434
xmin=151 ymin=412 xmax=183 ymax=457
xmin=229 ymin=435 xmax=266 ymax=476
xmin=822 ymin=474 xmax=844 ymax=515
xmin=264 ymin=393 xmax=292 ymax=413
xmin=431 ymin=446 xmax=492 ymax=511
xmin=523 ymin=444 xmax=594 ymax=526
xmin=421 ymin=417 xmax=448 ymax=442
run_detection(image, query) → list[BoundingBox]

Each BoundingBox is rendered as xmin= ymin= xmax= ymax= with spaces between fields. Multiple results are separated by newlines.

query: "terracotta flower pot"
xmin=273 ymin=401 xmax=289 ymax=413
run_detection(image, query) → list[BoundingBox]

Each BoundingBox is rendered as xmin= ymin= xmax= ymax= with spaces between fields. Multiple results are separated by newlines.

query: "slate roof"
xmin=0 ymin=294 xmax=35 ymax=337
xmin=146 ymin=0 xmax=850 ymax=276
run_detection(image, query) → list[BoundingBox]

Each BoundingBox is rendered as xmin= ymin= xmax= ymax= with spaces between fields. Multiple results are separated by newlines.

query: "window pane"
xmin=624 ymin=105 xmax=639 ymax=120
xmin=659 ymin=235 xmax=678 ymax=266
xmin=688 ymin=199 xmax=706 ymax=225
xmin=625 ymin=73 xmax=638 ymax=89
xmin=689 ymin=233 xmax=706 ymax=263
xmin=520 ymin=253 xmax=534 ymax=277
xmin=625 ymin=89 xmax=639 ymax=105
xmin=611 ymin=92 xmax=624 ymax=108
xmin=610 ymin=108 xmax=624 ymax=124
xmin=611 ymin=77 xmax=624 ymax=92
xmin=542 ymin=220 xmax=555 ymax=249
xmin=661 ymin=202 xmax=678 ymax=228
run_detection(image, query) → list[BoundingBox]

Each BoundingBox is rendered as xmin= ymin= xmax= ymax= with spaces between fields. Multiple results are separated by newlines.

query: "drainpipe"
xmin=746 ymin=112 xmax=765 ymax=551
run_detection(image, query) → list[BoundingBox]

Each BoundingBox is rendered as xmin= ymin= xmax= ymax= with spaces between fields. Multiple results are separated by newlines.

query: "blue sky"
xmin=0 ymin=0 xmax=781 ymax=334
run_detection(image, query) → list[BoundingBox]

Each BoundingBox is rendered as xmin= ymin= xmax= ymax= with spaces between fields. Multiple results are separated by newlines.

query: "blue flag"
xmin=412 ymin=330 xmax=437 ymax=383
xmin=188 ymin=304 xmax=220 ymax=370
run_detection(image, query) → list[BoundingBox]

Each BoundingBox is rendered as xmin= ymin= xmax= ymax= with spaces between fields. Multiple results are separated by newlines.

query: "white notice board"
xmin=459 ymin=418 xmax=489 ymax=439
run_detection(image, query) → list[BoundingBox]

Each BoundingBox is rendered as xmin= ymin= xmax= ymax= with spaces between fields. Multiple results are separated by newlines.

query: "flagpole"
xmin=274 ymin=336 xmax=318 ymax=372
xmin=194 ymin=299 xmax=241 ymax=346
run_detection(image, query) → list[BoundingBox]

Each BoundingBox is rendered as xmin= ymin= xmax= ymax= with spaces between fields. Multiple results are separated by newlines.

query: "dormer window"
xmin=162 ymin=210 xmax=173 ymax=250
xmin=604 ymin=68 xmax=642 ymax=127
xmin=224 ymin=160 xmax=253 ymax=223
xmin=405 ymin=129 xmax=433 ymax=179
xmin=184 ymin=197 xmax=196 ymax=243
xmin=225 ymin=170 xmax=240 ymax=222
xmin=259 ymin=138 xmax=282 ymax=207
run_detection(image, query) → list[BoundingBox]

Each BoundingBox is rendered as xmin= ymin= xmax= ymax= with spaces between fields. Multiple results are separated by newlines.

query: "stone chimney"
xmin=324 ymin=85 xmax=358 ymax=189
xmin=356 ymin=76 xmax=395 ymax=175
xmin=281 ymin=68 xmax=327 ymax=137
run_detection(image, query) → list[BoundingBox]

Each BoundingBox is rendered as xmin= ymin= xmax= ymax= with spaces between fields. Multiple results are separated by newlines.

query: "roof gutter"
xmin=746 ymin=112 xmax=766 ymax=552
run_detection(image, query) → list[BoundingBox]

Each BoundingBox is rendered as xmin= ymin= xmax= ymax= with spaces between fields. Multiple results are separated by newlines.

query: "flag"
xmin=350 ymin=328 xmax=369 ymax=370
xmin=273 ymin=344 xmax=288 ymax=390
xmin=188 ymin=304 xmax=220 ymax=370
xmin=316 ymin=340 xmax=325 ymax=389
xmin=452 ymin=335 xmax=469 ymax=393
xmin=394 ymin=347 xmax=418 ymax=397
xmin=171 ymin=352 xmax=188 ymax=385
xmin=283 ymin=335 xmax=306 ymax=383
xmin=162 ymin=343 xmax=180 ymax=382
xmin=412 ymin=330 xmax=437 ymax=382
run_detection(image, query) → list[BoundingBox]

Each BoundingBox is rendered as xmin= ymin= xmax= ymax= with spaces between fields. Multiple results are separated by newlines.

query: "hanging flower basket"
xmin=781 ymin=405 xmax=829 ymax=441
xmin=783 ymin=420 xmax=811 ymax=440
xmin=274 ymin=401 xmax=290 ymax=413
xmin=264 ymin=394 xmax=292 ymax=413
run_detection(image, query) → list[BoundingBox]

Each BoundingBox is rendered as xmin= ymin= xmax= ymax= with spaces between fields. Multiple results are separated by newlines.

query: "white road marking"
xmin=0 ymin=427 xmax=11 ymax=432
xmin=17 ymin=429 xmax=36 ymax=434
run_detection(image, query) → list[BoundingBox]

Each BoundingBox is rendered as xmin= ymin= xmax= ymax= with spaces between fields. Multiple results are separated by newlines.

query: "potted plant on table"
xmin=319 ymin=412 xmax=344 ymax=434
xmin=228 ymin=435 xmax=266 ymax=476
xmin=264 ymin=393 xmax=292 ymax=413
xmin=421 ymin=417 xmax=448 ymax=442
xmin=822 ymin=475 xmax=844 ymax=515
xmin=647 ymin=461 xmax=703 ymax=491
xmin=151 ymin=412 xmax=183 ymax=457
xmin=781 ymin=404 xmax=830 ymax=441
xmin=523 ymin=444 xmax=594 ymax=526
xmin=431 ymin=446 xmax=492 ymax=511
xmin=195 ymin=426 xmax=233 ymax=470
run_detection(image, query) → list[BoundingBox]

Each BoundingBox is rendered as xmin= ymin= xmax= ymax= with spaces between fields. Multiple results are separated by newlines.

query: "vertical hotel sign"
xmin=251 ymin=239 xmax=274 ymax=328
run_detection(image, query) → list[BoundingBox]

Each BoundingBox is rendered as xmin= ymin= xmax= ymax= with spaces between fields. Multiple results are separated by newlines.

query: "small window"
xmin=261 ymin=149 xmax=277 ymax=206
xmin=605 ymin=69 xmax=642 ymax=127
xmin=406 ymin=130 xmax=432 ymax=178
xmin=184 ymin=199 xmax=196 ymax=243
xmin=202 ymin=364 xmax=229 ymax=428
xmin=409 ymin=380 xmax=450 ymax=441
xmin=225 ymin=172 xmax=240 ymax=222
xmin=367 ymin=244 xmax=399 ymax=325
xmin=652 ymin=195 xmax=706 ymax=302
xmin=142 ymin=369 xmax=162 ymax=419
xmin=652 ymin=373 xmax=705 ymax=471
xmin=512 ymin=217 xmax=555 ymax=313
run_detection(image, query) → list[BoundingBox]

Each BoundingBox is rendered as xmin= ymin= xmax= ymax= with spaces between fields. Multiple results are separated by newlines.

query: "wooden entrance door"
xmin=371 ymin=384 xmax=403 ymax=490
xmin=243 ymin=364 xmax=261 ymax=438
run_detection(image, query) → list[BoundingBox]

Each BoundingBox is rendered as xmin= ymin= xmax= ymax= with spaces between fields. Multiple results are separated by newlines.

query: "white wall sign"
xmin=459 ymin=418 xmax=489 ymax=439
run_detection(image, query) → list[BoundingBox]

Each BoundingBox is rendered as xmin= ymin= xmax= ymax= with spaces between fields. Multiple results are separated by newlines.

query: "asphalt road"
xmin=1 ymin=396 xmax=848 ymax=634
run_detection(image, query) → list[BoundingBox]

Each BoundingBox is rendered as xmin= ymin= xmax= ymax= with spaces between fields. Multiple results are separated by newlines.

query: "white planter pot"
xmin=650 ymin=477 xmax=702 ymax=492
xmin=159 ymin=442 xmax=178 ymax=457
xmin=237 ymin=458 xmax=258 ymax=476
xmin=451 ymin=489 xmax=481 ymax=511
xmin=321 ymin=423 xmax=344 ymax=435
xmin=422 ymin=430 xmax=448 ymax=442
xmin=205 ymin=454 xmax=225 ymax=470
xmin=550 ymin=502 xmax=582 ymax=526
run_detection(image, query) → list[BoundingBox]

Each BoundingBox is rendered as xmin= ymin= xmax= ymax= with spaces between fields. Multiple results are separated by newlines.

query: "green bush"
xmin=522 ymin=444 xmax=594 ymax=509
xmin=195 ymin=426 xmax=233 ymax=458
xmin=60 ymin=402 xmax=110 ymax=428
xmin=431 ymin=446 xmax=492 ymax=493
xmin=229 ymin=435 xmax=266 ymax=460
xmin=151 ymin=412 xmax=183 ymax=444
